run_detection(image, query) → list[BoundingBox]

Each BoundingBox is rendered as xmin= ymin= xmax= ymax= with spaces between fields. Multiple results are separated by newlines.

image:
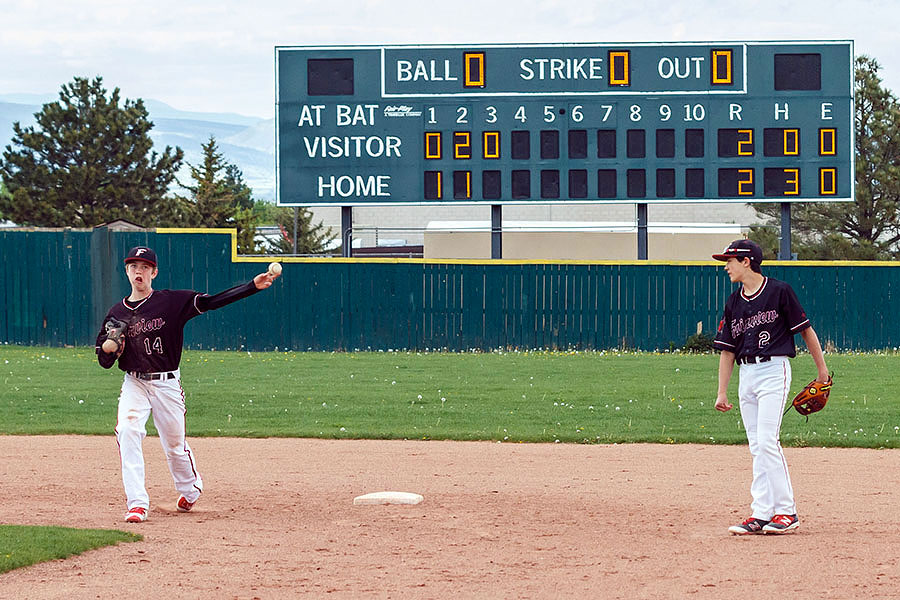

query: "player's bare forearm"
xmin=800 ymin=326 xmax=829 ymax=381
xmin=715 ymin=350 xmax=735 ymax=412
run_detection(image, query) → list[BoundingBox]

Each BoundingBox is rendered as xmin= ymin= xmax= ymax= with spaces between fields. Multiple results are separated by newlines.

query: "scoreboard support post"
xmin=491 ymin=205 xmax=502 ymax=259
xmin=342 ymin=206 xmax=353 ymax=258
xmin=636 ymin=204 xmax=649 ymax=260
xmin=779 ymin=202 xmax=793 ymax=260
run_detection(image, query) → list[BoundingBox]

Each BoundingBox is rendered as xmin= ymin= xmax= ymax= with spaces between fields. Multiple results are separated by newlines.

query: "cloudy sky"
xmin=2 ymin=0 xmax=897 ymax=119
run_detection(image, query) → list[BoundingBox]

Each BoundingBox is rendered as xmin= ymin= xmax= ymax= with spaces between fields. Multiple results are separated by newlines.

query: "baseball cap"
xmin=712 ymin=239 xmax=763 ymax=264
xmin=124 ymin=246 xmax=158 ymax=268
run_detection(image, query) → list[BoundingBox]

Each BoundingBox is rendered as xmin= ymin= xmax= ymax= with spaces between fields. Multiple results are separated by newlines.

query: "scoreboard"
xmin=275 ymin=41 xmax=853 ymax=206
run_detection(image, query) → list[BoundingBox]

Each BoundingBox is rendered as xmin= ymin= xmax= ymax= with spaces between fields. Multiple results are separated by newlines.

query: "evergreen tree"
xmin=185 ymin=137 xmax=235 ymax=227
xmin=0 ymin=181 xmax=9 ymax=221
xmin=0 ymin=76 xmax=183 ymax=227
xmin=222 ymin=163 xmax=257 ymax=252
xmin=184 ymin=136 xmax=259 ymax=253
xmin=751 ymin=56 xmax=900 ymax=259
xmin=225 ymin=164 xmax=254 ymax=211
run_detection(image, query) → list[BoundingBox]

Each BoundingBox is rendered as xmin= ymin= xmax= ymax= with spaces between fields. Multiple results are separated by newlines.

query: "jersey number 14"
xmin=143 ymin=337 xmax=164 ymax=355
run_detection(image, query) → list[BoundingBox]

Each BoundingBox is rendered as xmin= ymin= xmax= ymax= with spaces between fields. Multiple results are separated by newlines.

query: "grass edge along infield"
xmin=0 ymin=524 xmax=141 ymax=574
xmin=1 ymin=345 xmax=898 ymax=448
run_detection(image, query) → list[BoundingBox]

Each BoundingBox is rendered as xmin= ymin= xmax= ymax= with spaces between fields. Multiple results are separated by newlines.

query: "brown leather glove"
xmin=790 ymin=375 xmax=833 ymax=416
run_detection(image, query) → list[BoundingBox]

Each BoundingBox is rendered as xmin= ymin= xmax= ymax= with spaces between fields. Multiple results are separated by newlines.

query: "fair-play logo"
xmin=383 ymin=105 xmax=422 ymax=118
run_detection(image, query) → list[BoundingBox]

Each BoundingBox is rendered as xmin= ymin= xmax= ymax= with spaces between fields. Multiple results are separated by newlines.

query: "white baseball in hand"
xmin=268 ymin=262 xmax=282 ymax=277
xmin=102 ymin=339 xmax=119 ymax=353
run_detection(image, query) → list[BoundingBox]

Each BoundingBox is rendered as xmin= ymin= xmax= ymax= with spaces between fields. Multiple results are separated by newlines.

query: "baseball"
xmin=268 ymin=262 xmax=282 ymax=276
xmin=102 ymin=339 xmax=119 ymax=353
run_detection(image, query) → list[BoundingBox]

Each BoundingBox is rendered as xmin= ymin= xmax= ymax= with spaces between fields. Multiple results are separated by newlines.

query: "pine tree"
xmin=0 ymin=181 xmax=10 ymax=221
xmin=184 ymin=136 xmax=260 ymax=253
xmin=185 ymin=137 xmax=235 ymax=228
xmin=0 ymin=76 xmax=183 ymax=227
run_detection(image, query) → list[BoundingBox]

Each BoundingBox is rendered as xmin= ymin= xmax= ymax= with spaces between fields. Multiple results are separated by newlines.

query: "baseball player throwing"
xmin=96 ymin=246 xmax=280 ymax=523
xmin=712 ymin=239 xmax=828 ymax=535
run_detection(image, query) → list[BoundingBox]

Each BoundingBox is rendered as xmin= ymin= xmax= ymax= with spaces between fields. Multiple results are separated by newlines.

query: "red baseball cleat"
xmin=763 ymin=514 xmax=799 ymax=534
xmin=125 ymin=507 xmax=148 ymax=523
xmin=728 ymin=516 xmax=769 ymax=535
xmin=176 ymin=495 xmax=196 ymax=512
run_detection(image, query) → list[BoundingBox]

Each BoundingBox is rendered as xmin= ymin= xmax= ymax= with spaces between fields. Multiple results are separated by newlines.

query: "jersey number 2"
xmin=143 ymin=337 xmax=164 ymax=355
xmin=758 ymin=331 xmax=770 ymax=348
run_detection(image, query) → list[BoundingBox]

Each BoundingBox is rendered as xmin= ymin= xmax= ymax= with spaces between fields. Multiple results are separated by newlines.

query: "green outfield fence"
xmin=0 ymin=227 xmax=896 ymax=351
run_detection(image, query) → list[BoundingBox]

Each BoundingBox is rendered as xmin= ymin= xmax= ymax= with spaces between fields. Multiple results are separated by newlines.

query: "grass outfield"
xmin=1 ymin=345 xmax=897 ymax=447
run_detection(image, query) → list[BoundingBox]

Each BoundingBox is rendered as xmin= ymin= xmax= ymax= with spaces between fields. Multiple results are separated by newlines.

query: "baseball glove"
xmin=103 ymin=317 xmax=129 ymax=353
xmin=789 ymin=374 xmax=833 ymax=416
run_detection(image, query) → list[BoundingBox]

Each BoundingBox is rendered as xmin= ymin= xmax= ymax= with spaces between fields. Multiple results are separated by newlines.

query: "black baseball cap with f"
xmin=712 ymin=239 xmax=763 ymax=264
xmin=124 ymin=246 xmax=158 ymax=268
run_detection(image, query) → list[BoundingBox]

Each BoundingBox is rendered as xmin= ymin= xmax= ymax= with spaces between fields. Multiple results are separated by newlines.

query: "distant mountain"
xmin=141 ymin=99 xmax=263 ymax=127
xmin=0 ymin=96 xmax=275 ymax=202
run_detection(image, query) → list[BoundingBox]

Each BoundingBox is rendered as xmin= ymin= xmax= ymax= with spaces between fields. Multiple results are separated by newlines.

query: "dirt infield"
xmin=1 ymin=436 xmax=898 ymax=599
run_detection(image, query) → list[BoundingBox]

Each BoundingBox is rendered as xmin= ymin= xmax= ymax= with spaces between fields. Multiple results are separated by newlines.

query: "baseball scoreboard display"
xmin=275 ymin=41 xmax=853 ymax=206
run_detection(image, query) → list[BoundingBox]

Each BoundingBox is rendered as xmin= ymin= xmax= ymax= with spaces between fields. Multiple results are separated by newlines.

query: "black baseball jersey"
xmin=96 ymin=280 xmax=259 ymax=373
xmin=713 ymin=277 xmax=811 ymax=361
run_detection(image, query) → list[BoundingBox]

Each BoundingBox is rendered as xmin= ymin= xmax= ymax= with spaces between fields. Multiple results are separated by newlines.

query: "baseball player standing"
xmin=711 ymin=239 xmax=829 ymax=535
xmin=96 ymin=246 xmax=280 ymax=523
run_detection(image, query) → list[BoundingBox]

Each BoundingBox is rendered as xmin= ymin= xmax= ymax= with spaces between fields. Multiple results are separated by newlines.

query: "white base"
xmin=353 ymin=491 xmax=424 ymax=506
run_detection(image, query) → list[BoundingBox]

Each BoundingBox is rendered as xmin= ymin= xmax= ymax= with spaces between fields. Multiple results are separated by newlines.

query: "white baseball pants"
xmin=115 ymin=370 xmax=203 ymax=510
xmin=737 ymin=356 xmax=796 ymax=520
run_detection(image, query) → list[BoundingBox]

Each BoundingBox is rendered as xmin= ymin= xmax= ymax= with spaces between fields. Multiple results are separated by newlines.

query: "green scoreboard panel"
xmin=275 ymin=41 xmax=853 ymax=206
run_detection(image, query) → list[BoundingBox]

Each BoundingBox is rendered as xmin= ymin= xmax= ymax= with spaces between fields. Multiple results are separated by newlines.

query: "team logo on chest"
xmin=129 ymin=317 xmax=166 ymax=336
xmin=730 ymin=309 xmax=779 ymax=339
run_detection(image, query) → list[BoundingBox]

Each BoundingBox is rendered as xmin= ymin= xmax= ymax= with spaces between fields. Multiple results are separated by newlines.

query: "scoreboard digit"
xmin=276 ymin=41 xmax=853 ymax=206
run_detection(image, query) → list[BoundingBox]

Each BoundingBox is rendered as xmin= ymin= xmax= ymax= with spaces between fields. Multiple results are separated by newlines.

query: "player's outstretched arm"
xmin=196 ymin=267 xmax=282 ymax=313
xmin=800 ymin=326 xmax=829 ymax=382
